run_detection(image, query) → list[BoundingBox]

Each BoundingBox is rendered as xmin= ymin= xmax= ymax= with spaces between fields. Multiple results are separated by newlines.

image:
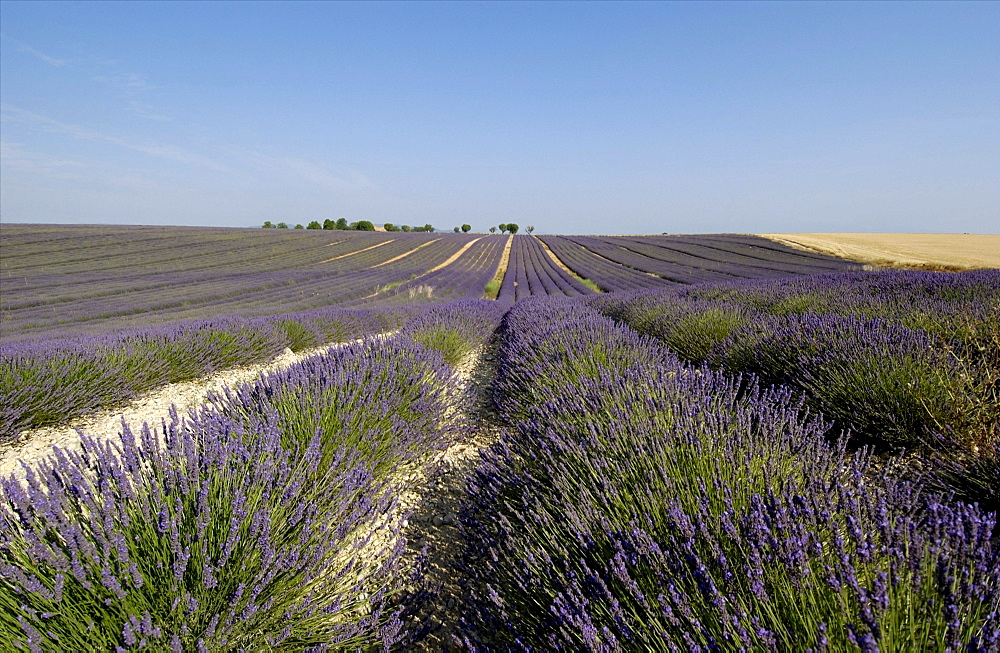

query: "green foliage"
xmin=322 ymin=218 xmax=335 ymax=230
xmin=484 ymin=279 xmax=501 ymax=300
xmin=384 ymin=223 xmax=399 ymax=232
xmin=276 ymin=222 xmax=288 ymax=229
xmin=400 ymin=225 xmax=411 ymax=232
xmin=306 ymin=220 xmax=321 ymax=230
xmin=411 ymin=326 xmax=471 ymax=366
xmin=354 ymin=220 xmax=376 ymax=231
xmin=280 ymin=319 xmax=321 ymax=351
xmin=461 ymin=224 xmax=471 ymax=233
xmin=262 ymin=221 xmax=274 ymax=228
xmin=335 ymin=218 xmax=349 ymax=230
xmin=454 ymin=226 xmax=461 ymax=233
xmin=489 ymin=226 xmax=496 ymax=234
xmin=507 ymin=223 xmax=519 ymax=234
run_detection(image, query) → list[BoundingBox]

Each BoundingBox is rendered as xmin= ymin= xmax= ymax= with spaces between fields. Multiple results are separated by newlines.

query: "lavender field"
xmin=1 ymin=224 xmax=998 ymax=650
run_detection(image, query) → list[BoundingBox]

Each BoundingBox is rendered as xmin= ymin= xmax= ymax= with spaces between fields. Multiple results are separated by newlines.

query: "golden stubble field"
xmin=759 ymin=233 xmax=1000 ymax=271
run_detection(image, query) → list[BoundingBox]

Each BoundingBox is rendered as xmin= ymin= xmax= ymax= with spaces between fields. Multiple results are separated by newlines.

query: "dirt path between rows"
xmin=369 ymin=239 xmax=440 ymax=269
xmin=397 ymin=339 xmax=501 ymax=649
xmin=319 ymin=239 xmax=393 ymax=263
xmin=535 ymin=235 xmax=602 ymax=291
xmin=0 ymin=337 xmax=386 ymax=479
xmin=425 ymin=237 xmax=482 ymax=275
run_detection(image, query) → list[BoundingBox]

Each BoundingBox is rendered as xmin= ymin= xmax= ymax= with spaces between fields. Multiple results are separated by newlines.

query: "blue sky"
xmin=1 ymin=1 xmax=997 ymax=234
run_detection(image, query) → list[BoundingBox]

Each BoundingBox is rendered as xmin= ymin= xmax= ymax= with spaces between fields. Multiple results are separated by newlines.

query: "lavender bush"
xmin=399 ymin=300 xmax=507 ymax=365
xmin=1 ymin=414 xmax=406 ymax=650
xmin=1 ymin=334 xmax=462 ymax=649
xmin=709 ymin=313 xmax=966 ymax=447
xmin=459 ymin=298 xmax=1000 ymax=650
xmin=1 ymin=307 xmax=402 ymax=442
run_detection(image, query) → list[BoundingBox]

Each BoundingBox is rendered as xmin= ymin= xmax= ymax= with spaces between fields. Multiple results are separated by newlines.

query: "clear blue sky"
xmin=1 ymin=1 xmax=997 ymax=234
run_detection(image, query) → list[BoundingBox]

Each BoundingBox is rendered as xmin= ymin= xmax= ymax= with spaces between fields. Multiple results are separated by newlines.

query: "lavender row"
xmin=1 ymin=334 xmax=462 ymax=650
xmin=538 ymin=234 xmax=861 ymax=292
xmin=357 ymin=236 xmax=507 ymax=307
xmin=622 ymin=234 xmax=857 ymax=276
xmin=457 ymin=297 xmax=999 ymax=650
xmin=495 ymin=236 xmax=594 ymax=303
xmin=0 ymin=307 xmax=403 ymax=442
xmin=592 ymin=269 xmax=1000 ymax=449
xmin=1 ymin=227 xmax=488 ymax=338
xmin=538 ymin=235 xmax=670 ymax=292
xmin=399 ymin=300 xmax=508 ymax=365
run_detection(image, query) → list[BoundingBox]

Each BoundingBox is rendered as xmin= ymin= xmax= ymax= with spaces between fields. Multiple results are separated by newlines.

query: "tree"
xmin=423 ymin=224 xmax=435 ymax=233
xmin=384 ymin=223 xmax=399 ymax=232
xmin=335 ymin=218 xmax=349 ymax=230
xmin=461 ymin=224 xmax=471 ymax=233
xmin=276 ymin=222 xmax=289 ymax=229
xmin=489 ymin=226 xmax=496 ymax=234
xmin=294 ymin=224 xmax=304 ymax=229
xmin=498 ymin=223 xmax=507 ymax=234
xmin=307 ymin=221 xmax=321 ymax=230
xmin=354 ymin=220 xmax=376 ymax=231
xmin=526 ymin=225 xmax=535 ymax=234
xmin=262 ymin=221 xmax=274 ymax=228
xmin=401 ymin=225 xmax=411 ymax=232
xmin=507 ymin=223 xmax=519 ymax=234
xmin=323 ymin=219 xmax=335 ymax=230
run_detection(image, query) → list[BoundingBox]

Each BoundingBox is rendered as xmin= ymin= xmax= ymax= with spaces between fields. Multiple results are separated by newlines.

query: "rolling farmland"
xmin=1 ymin=224 xmax=998 ymax=650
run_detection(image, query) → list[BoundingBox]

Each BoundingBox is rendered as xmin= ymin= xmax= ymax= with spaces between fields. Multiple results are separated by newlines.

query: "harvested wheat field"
xmin=760 ymin=233 xmax=1000 ymax=271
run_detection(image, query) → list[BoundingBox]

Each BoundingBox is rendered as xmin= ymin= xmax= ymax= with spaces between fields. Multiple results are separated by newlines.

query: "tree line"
xmin=262 ymin=219 xmax=435 ymax=232
xmin=262 ymin=220 xmax=536 ymax=234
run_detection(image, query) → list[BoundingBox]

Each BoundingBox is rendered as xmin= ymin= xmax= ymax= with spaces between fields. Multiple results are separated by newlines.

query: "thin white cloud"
xmin=278 ymin=156 xmax=378 ymax=193
xmin=93 ymin=72 xmax=158 ymax=91
xmin=1 ymin=35 xmax=67 ymax=66
xmin=228 ymin=146 xmax=378 ymax=194
xmin=0 ymin=105 xmax=228 ymax=172
xmin=0 ymin=141 xmax=84 ymax=176
xmin=127 ymin=100 xmax=170 ymax=121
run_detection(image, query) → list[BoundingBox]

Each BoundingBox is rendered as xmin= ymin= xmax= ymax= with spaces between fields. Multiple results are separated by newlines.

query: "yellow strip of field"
xmin=319 ymin=239 xmax=393 ymax=263
xmin=425 ymin=238 xmax=482 ymax=274
xmin=534 ymin=236 xmax=602 ymax=292
xmin=368 ymin=239 xmax=440 ymax=269
xmin=759 ymin=233 xmax=1000 ymax=271
xmin=484 ymin=236 xmax=514 ymax=300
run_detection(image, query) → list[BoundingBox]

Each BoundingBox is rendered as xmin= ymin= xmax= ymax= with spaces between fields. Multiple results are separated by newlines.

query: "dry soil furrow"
xmin=396 ymin=340 xmax=502 ymax=649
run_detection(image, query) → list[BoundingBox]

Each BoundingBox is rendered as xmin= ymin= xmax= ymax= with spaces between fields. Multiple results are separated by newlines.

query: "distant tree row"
xmin=262 ymin=219 xmax=428 ymax=232
xmin=385 ymin=223 xmax=435 ymax=232
xmin=493 ymin=223 xmax=522 ymax=234
xmin=262 ymin=220 xmax=535 ymax=234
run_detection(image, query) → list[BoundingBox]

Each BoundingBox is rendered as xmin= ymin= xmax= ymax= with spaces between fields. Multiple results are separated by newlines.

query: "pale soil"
xmin=425 ymin=238 xmax=482 ymax=275
xmin=484 ymin=236 xmax=514 ymax=299
xmin=759 ymin=233 xmax=1000 ymax=271
xmin=319 ymin=239 xmax=393 ymax=263
xmin=395 ymin=341 xmax=501 ymax=650
xmin=369 ymin=239 xmax=440 ymax=269
xmin=534 ymin=234 xmax=602 ymax=291
xmin=0 ymin=336 xmax=386 ymax=479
